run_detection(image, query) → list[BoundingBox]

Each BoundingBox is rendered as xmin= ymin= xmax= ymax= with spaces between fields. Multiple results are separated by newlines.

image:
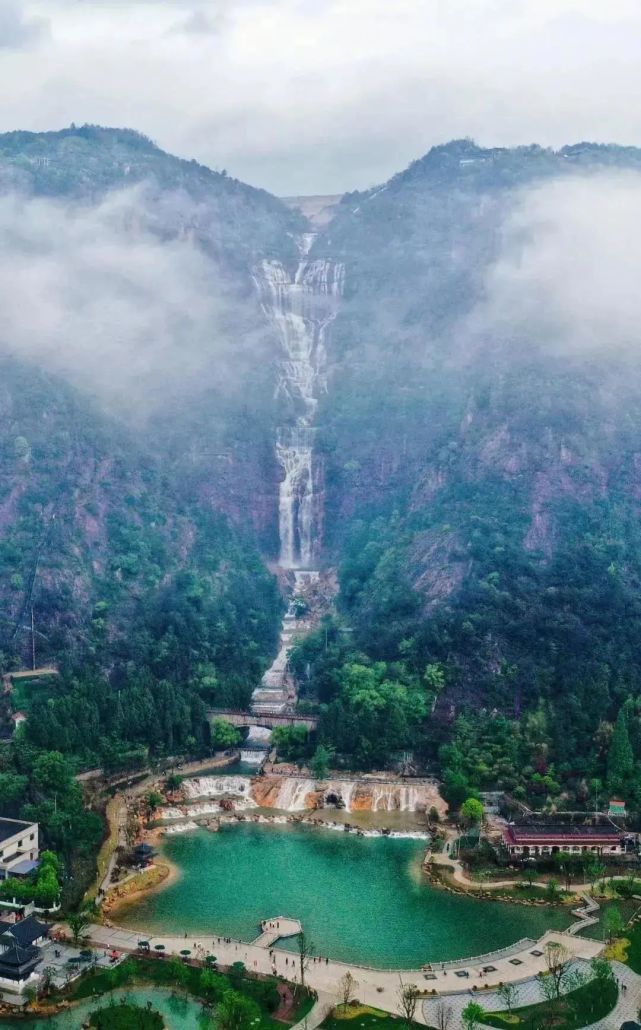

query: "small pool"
xmin=0 ymin=988 xmax=211 ymax=1029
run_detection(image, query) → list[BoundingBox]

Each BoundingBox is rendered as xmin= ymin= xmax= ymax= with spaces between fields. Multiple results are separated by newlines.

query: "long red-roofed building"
xmin=503 ymin=822 xmax=624 ymax=857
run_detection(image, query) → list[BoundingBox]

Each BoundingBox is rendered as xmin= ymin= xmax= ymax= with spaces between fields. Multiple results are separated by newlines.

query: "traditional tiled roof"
xmin=0 ymin=916 xmax=50 ymax=947
xmin=504 ymin=823 xmax=621 ymax=845
xmin=0 ymin=942 xmax=40 ymax=970
xmin=134 ymin=843 xmax=155 ymax=855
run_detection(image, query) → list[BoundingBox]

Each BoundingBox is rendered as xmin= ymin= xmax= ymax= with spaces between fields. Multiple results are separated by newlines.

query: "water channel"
xmin=119 ymin=823 xmax=570 ymax=968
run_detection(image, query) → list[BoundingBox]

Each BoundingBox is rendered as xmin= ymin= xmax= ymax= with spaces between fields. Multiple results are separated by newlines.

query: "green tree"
xmin=441 ymin=771 xmax=473 ymax=811
xmin=591 ymin=957 xmax=615 ymax=984
xmin=586 ymin=859 xmax=606 ymax=893
xmin=167 ymin=956 xmax=189 ymax=988
xmin=217 ymin=990 xmax=260 ymax=1030
xmin=424 ymin=663 xmax=445 ymax=698
xmin=604 ymin=905 xmax=624 ymax=941
xmin=608 ymin=708 xmax=634 ymax=792
xmin=145 ymin=791 xmax=163 ymax=823
xmin=212 ymin=719 xmax=241 ymax=750
xmin=68 ymin=910 xmax=90 ymax=946
xmin=272 ymin=724 xmax=310 ymax=762
xmin=310 ymin=745 xmax=334 ymax=779
xmin=199 ymin=968 xmax=226 ymax=1001
xmin=461 ymin=1002 xmax=485 ymax=1030
xmin=460 ymin=798 xmax=484 ymax=827
xmin=22 ymin=985 xmax=37 ymax=1009
xmin=554 ymin=851 xmax=578 ymax=891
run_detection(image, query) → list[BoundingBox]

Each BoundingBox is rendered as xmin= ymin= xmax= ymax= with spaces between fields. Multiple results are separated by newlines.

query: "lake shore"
xmin=102 ymin=857 xmax=180 ymax=922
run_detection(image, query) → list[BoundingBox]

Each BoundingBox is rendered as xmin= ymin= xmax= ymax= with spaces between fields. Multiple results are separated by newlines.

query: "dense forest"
xmin=291 ymin=140 xmax=641 ymax=810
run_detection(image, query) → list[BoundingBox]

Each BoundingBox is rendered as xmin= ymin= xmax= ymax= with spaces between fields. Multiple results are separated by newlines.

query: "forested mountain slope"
xmin=4 ymin=128 xmax=641 ymax=815
xmin=0 ymin=127 xmax=294 ymax=730
xmin=296 ymin=140 xmax=641 ymax=803
xmin=0 ymin=125 xmax=306 ymax=553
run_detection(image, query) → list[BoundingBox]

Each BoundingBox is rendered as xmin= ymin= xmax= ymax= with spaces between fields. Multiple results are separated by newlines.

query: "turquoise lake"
xmin=119 ymin=823 xmax=571 ymax=967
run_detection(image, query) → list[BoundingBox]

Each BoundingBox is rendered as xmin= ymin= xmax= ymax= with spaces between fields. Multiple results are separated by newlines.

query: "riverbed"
xmin=118 ymin=822 xmax=571 ymax=968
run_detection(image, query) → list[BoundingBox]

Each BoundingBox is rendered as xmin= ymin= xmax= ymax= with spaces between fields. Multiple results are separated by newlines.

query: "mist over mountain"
xmin=4 ymin=126 xmax=641 ymax=801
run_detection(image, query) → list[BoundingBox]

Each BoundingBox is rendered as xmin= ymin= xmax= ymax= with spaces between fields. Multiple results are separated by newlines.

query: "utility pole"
xmin=31 ymin=606 xmax=35 ymax=671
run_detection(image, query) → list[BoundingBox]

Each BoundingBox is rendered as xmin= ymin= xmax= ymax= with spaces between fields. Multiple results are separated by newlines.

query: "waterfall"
xmin=241 ymin=725 xmax=271 ymax=764
xmin=253 ymin=237 xmax=344 ymax=568
xmin=183 ymin=776 xmax=252 ymax=800
xmin=246 ymin=726 xmax=272 ymax=745
xmin=273 ymin=777 xmax=316 ymax=811
xmin=275 ymin=428 xmax=315 ymax=569
xmin=245 ymin=774 xmax=437 ymax=813
xmin=370 ymin=785 xmax=424 ymax=812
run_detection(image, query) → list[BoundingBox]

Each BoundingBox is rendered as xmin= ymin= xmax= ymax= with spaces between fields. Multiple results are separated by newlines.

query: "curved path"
xmin=584 ymin=960 xmax=641 ymax=1029
xmin=422 ymin=959 xmax=641 ymax=1030
xmin=431 ymin=836 xmax=630 ymax=900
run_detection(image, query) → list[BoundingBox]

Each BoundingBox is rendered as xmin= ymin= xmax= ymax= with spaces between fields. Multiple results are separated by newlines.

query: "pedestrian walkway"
xmin=584 ymin=960 xmax=641 ymax=1029
xmin=422 ymin=959 xmax=641 ymax=1030
xmin=253 ymin=916 xmax=303 ymax=947
xmin=423 ymin=960 xmax=591 ymax=1028
xmin=289 ymin=994 xmax=333 ymax=1030
xmin=60 ymin=920 xmax=601 ymax=1021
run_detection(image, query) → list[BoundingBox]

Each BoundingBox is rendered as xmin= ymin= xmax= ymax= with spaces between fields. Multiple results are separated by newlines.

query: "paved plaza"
xmin=63 ymin=920 xmax=603 ymax=1025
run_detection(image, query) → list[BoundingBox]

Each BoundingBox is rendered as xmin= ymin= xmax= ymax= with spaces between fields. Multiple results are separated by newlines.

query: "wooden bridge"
xmin=206 ymin=709 xmax=318 ymax=731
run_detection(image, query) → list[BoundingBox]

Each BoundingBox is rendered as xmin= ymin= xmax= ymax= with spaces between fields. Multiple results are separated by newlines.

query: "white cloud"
xmin=0 ymin=0 xmax=47 ymax=49
xmin=0 ymin=186 xmax=241 ymax=417
xmin=476 ymin=172 xmax=641 ymax=356
xmin=2 ymin=1 xmax=641 ymax=193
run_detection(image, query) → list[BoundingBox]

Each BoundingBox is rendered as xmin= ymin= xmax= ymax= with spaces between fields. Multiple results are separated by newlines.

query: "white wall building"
xmin=0 ymin=820 xmax=39 ymax=879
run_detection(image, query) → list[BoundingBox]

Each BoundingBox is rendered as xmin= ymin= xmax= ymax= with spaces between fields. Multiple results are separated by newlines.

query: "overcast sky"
xmin=3 ymin=0 xmax=641 ymax=195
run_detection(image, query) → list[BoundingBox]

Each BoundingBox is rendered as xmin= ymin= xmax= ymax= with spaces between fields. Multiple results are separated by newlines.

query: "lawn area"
xmin=577 ymin=900 xmax=640 ymax=942
xmin=482 ymin=977 xmax=617 ymax=1030
xmin=67 ymin=956 xmax=311 ymax=1029
xmin=506 ymin=885 xmax=577 ymax=904
xmin=84 ymin=795 xmax=123 ymax=903
xmin=620 ymin=920 xmax=641 ymax=972
xmin=321 ymin=1005 xmax=424 ymax=1030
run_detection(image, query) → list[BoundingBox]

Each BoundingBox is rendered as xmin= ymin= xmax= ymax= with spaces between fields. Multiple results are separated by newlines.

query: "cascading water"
xmin=276 ymin=427 xmax=315 ymax=569
xmin=180 ymin=774 xmax=444 ymax=815
xmin=254 ymin=236 xmax=344 ymax=569
xmin=272 ymin=777 xmax=316 ymax=812
xmin=183 ymin=776 xmax=253 ymax=800
xmin=251 ymin=237 xmax=342 ymax=714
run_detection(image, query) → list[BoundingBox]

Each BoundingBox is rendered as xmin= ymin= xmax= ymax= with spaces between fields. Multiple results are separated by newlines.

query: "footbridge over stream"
xmin=206 ymin=708 xmax=318 ymax=731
